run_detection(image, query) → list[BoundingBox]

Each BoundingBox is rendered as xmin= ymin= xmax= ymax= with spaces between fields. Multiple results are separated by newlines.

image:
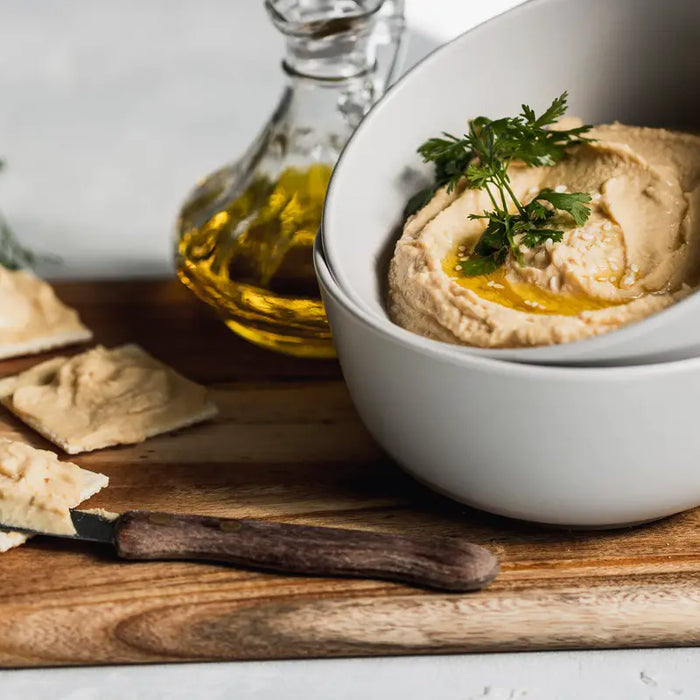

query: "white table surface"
xmin=1 ymin=1 xmax=699 ymax=697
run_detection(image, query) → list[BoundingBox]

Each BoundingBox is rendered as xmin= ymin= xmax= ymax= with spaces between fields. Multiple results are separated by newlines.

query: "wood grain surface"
xmin=1 ymin=279 xmax=700 ymax=667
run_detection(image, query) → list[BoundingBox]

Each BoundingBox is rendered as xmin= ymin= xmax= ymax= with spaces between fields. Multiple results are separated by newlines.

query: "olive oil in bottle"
xmin=174 ymin=0 xmax=405 ymax=358
xmin=177 ymin=164 xmax=333 ymax=357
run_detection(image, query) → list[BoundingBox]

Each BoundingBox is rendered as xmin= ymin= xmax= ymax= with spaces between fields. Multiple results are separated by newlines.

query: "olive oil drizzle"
xmin=442 ymin=248 xmax=623 ymax=316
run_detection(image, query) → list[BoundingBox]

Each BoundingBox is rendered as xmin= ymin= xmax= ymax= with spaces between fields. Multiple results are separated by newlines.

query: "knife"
xmin=1 ymin=510 xmax=499 ymax=592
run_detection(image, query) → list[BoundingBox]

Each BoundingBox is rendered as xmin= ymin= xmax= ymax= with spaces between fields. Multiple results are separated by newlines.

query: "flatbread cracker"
xmin=0 ymin=438 xmax=108 ymax=550
xmin=0 ymin=344 xmax=218 ymax=454
xmin=0 ymin=268 xmax=91 ymax=359
xmin=0 ymin=530 xmax=31 ymax=553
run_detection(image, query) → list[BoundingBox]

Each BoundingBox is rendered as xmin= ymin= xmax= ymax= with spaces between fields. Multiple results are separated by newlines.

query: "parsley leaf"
xmin=404 ymin=132 xmax=476 ymax=217
xmin=525 ymin=92 xmax=567 ymax=128
xmin=459 ymin=249 xmax=507 ymax=276
xmin=412 ymin=92 xmax=594 ymax=275
xmin=533 ymin=189 xmax=593 ymax=226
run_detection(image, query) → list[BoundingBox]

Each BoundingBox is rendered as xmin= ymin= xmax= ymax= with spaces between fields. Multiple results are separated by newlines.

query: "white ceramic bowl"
xmin=316 ymin=236 xmax=700 ymax=527
xmin=321 ymin=0 xmax=700 ymax=365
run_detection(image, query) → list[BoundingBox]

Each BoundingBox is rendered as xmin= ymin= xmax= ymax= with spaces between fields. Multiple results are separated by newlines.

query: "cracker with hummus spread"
xmin=0 ymin=438 xmax=108 ymax=551
xmin=0 ymin=268 xmax=92 ymax=359
xmin=0 ymin=344 xmax=218 ymax=454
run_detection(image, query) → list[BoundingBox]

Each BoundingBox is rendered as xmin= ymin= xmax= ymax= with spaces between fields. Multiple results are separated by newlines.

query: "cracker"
xmin=0 ymin=530 xmax=30 ymax=553
xmin=0 ymin=328 xmax=93 ymax=360
xmin=0 ymin=269 xmax=92 ymax=359
xmin=0 ymin=438 xmax=108 ymax=549
xmin=0 ymin=344 xmax=218 ymax=454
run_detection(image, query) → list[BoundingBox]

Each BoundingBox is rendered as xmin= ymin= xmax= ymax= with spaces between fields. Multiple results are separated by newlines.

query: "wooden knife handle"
xmin=113 ymin=511 xmax=499 ymax=592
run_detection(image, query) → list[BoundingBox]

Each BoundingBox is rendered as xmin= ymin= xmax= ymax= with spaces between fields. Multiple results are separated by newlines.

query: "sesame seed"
xmin=581 ymin=232 xmax=593 ymax=241
xmin=554 ymin=184 xmax=567 ymax=193
xmin=602 ymin=222 xmax=612 ymax=231
xmin=630 ymin=264 xmax=639 ymax=272
xmin=592 ymin=193 xmax=602 ymax=202
xmin=492 ymin=283 xmax=504 ymax=289
xmin=487 ymin=280 xmax=495 ymax=287
xmin=455 ymin=265 xmax=462 ymax=270
xmin=549 ymin=276 xmax=560 ymax=292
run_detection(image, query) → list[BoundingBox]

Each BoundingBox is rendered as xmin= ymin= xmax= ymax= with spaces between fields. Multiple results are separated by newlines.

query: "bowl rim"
xmin=321 ymin=0 xmax=700 ymax=364
xmin=315 ymin=236 xmax=700 ymax=379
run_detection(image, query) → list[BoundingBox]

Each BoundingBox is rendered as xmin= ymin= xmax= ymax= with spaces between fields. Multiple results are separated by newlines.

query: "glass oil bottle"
xmin=175 ymin=0 xmax=405 ymax=357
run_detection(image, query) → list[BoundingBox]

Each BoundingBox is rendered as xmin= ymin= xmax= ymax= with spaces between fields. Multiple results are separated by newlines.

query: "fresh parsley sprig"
xmin=408 ymin=92 xmax=594 ymax=276
xmin=0 ymin=160 xmax=36 ymax=270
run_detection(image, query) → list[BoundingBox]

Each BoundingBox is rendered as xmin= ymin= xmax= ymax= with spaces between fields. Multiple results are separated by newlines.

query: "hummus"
xmin=0 ymin=344 xmax=218 ymax=454
xmin=0 ymin=438 xmax=108 ymax=542
xmin=0 ymin=268 xmax=92 ymax=358
xmin=389 ymin=124 xmax=700 ymax=347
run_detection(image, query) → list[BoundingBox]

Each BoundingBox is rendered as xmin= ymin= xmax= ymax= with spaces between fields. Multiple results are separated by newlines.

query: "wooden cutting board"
xmin=2 ymin=279 xmax=700 ymax=668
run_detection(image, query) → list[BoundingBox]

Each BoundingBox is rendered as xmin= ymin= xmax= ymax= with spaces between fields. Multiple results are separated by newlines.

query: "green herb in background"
xmin=409 ymin=92 xmax=594 ymax=276
xmin=0 ymin=160 xmax=37 ymax=270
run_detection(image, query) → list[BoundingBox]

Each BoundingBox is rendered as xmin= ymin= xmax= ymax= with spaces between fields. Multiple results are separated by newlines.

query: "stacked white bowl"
xmin=316 ymin=0 xmax=700 ymax=528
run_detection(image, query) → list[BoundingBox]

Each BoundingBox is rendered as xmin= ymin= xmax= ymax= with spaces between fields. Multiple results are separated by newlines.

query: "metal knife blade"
xmin=0 ymin=509 xmax=116 ymax=543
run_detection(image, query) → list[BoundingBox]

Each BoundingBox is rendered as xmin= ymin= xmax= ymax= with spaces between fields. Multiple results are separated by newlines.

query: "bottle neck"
xmin=280 ymin=69 xmax=376 ymax=137
xmin=282 ymin=30 xmax=377 ymax=82
xmin=279 ymin=26 xmax=379 ymax=135
xmin=260 ymin=1 xmax=397 ymax=164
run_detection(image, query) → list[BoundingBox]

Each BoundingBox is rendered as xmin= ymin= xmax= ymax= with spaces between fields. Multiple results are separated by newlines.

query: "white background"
xmin=1 ymin=1 xmax=699 ymax=697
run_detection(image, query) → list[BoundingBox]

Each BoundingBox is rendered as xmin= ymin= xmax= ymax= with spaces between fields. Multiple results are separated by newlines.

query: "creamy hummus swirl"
xmin=388 ymin=124 xmax=700 ymax=348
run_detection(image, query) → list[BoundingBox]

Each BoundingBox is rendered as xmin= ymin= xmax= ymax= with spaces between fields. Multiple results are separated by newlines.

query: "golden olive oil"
xmin=176 ymin=164 xmax=334 ymax=358
xmin=442 ymin=248 xmax=621 ymax=315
